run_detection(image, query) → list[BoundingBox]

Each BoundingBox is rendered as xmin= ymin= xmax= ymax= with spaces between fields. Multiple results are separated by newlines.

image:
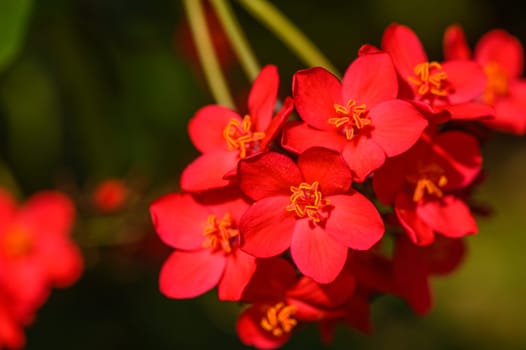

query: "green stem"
xmin=210 ymin=0 xmax=261 ymax=81
xmin=236 ymin=0 xmax=340 ymax=76
xmin=183 ymin=0 xmax=235 ymax=108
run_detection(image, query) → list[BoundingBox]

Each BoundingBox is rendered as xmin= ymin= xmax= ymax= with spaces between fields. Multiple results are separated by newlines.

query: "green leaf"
xmin=0 ymin=0 xmax=33 ymax=73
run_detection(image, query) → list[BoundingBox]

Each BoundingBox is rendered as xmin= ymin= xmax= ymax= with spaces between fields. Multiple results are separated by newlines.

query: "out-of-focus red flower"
xmin=284 ymin=52 xmax=427 ymax=182
xmin=180 ymin=65 xmax=293 ymax=192
xmin=392 ymin=234 xmax=465 ymax=315
xmin=0 ymin=189 xmax=83 ymax=346
xmin=238 ymin=147 xmax=384 ymax=283
xmin=236 ymin=258 xmax=356 ymax=349
xmin=444 ymin=25 xmax=526 ymax=134
xmin=92 ymin=178 xmax=129 ymax=213
xmin=0 ymin=295 xmax=25 ymax=350
xmin=382 ymin=23 xmax=493 ymax=121
xmin=150 ymin=191 xmax=256 ymax=300
xmin=373 ymin=131 xmax=482 ymax=245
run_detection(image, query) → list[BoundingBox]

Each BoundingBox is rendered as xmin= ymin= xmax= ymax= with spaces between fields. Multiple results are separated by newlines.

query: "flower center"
xmin=286 ymin=181 xmax=331 ymax=223
xmin=202 ymin=213 xmax=239 ymax=254
xmin=260 ymin=302 xmax=297 ymax=337
xmin=328 ymin=99 xmax=370 ymax=140
xmin=408 ymin=164 xmax=448 ymax=202
xmin=1 ymin=225 xmax=33 ymax=258
xmin=223 ymin=115 xmax=266 ymax=159
xmin=408 ymin=61 xmax=449 ymax=101
xmin=482 ymin=62 xmax=509 ymax=105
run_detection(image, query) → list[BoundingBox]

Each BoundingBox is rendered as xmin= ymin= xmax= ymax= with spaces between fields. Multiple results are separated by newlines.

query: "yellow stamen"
xmin=260 ymin=302 xmax=297 ymax=337
xmin=223 ymin=115 xmax=266 ymax=158
xmin=1 ymin=226 xmax=33 ymax=258
xmin=286 ymin=181 xmax=330 ymax=223
xmin=202 ymin=213 xmax=239 ymax=253
xmin=408 ymin=61 xmax=448 ymax=99
xmin=328 ymin=99 xmax=370 ymax=140
xmin=483 ymin=62 xmax=509 ymax=105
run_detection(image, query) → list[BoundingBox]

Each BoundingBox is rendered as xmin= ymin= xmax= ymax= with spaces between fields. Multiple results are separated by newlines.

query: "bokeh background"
xmin=1 ymin=0 xmax=525 ymax=349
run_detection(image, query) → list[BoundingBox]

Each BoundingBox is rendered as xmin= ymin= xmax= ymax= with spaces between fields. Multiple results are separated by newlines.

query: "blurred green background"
xmin=1 ymin=0 xmax=525 ymax=349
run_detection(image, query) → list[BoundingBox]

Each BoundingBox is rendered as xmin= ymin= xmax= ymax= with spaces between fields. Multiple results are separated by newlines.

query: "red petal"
xmin=41 ymin=237 xmax=83 ymax=288
xmin=180 ymin=151 xmax=238 ymax=192
xmin=293 ymin=67 xmax=342 ymax=130
xmin=188 ymin=105 xmax=240 ymax=153
xmin=0 ymin=189 xmax=16 ymax=232
xmin=159 ymin=250 xmax=226 ymax=299
xmin=417 ymin=195 xmax=477 ymax=238
xmin=342 ymin=137 xmax=385 ymax=182
xmin=486 ymin=98 xmax=526 ymax=134
xmin=475 ymin=29 xmax=524 ymax=78
xmin=324 ymin=194 xmax=384 ymax=250
xmin=218 ymin=250 xmax=257 ymax=301
xmin=19 ymin=191 xmax=74 ymax=237
xmin=395 ymin=194 xmax=435 ymax=246
xmin=290 ymin=220 xmax=348 ymax=284
xmin=298 ymin=147 xmax=352 ymax=195
xmin=381 ymin=24 xmax=428 ymax=83
xmin=372 ymin=154 xmax=407 ymax=205
xmin=238 ymin=152 xmax=302 ymax=201
xmin=236 ymin=304 xmax=291 ymax=350
xmin=150 ymin=193 xmax=208 ymax=249
xmin=239 ymin=196 xmax=295 ymax=257
xmin=260 ymin=96 xmax=294 ymax=151
xmin=370 ymin=100 xmax=427 ymax=157
xmin=281 ymin=121 xmax=347 ymax=154
xmin=249 ymin=65 xmax=279 ymax=131
xmin=441 ymin=102 xmax=495 ymax=120
xmin=242 ymin=258 xmax=297 ymax=302
xmin=442 ymin=61 xmax=486 ymax=104
xmin=342 ymin=52 xmax=398 ymax=107
xmin=443 ymin=24 xmax=471 ymax=60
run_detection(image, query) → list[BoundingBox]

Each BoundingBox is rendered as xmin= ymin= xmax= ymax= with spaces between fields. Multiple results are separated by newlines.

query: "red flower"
xmin=0 ymin=190 xmax=83 ymax=322
xmin=238 ymin=147 xmax=384 ymax=283
xmin=444 ymin=25 xmax=526 ymax=134
xmin=92 ymin=178 xmax=128 ymax=213
xmin=373 ymin=131 xmax=482 ymax=245
xmin=283 ymin=52 xmax=427 ymax=181
xmin=382 ymin=23 xmax=492 ymax=120
xmin=180 ymin=65 xmax=293 ymax=192
xmin=236 ymin=258 xmax=355 ymax=349
xmin=0 ymin=295 xmax=24 ymax=350
xmin=392 ymin=234 xmax=465 ymax=315
xmin=150 ymin=191 xmax=256 ymax=300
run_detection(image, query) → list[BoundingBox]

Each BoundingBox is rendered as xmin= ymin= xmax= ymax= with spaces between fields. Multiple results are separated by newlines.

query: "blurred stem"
xmin=183 ymin=0 xmax=235 ymax=108
xmin=236 ymin=0 xmax=340 ymax=76
xmin=210 ymin=0 xmax=260 ymax=81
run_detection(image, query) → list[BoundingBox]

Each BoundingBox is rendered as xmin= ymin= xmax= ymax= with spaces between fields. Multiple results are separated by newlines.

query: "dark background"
xmin=0 ymin=0 xmax=525 ymax=349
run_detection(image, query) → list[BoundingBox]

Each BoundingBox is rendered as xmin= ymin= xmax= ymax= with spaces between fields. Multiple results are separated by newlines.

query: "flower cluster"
xmin=150 ymin=23 xmax=526 ymax=349
xmin=0 ymin=190 xmax=83 ymax=349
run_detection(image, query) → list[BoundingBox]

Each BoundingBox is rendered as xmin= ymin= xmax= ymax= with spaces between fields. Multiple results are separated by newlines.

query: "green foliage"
xmin=0 ymin=0 xmax=32 ymax=73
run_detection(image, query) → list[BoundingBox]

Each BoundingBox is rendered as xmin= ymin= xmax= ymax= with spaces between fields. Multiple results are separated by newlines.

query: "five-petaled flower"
xmin=180 ymin=65 xmax=293 ymax=192
xmin=283 ymin=52 xmax=427 ymax=181
xmin=150 ymin=191 xmax=256 ymax=300
xmin=238 ymin=147 xmax=384 ymax=283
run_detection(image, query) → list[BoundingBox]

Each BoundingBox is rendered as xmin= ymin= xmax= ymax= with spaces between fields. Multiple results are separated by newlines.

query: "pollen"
xmin=286 ymin=181 xmax=330 ymax=223
xmin=1 ymin=225 xmax=33 ymax=258
xmin=482 ymin=62 xmax=509 ymax=105
xmin=409 ymin=164 xmax=448 ymax=202
xmin=260 ymin=302 xmax=297 ymax=337
xmin=202 ymin=213 xmax=239 ymax=254
xmin=328 ymin=99 xmax=370 ymax=140
xmin=223 ymin=115 xmax=266 ymax=159
xmin=408 ymin=61 xmax=449 ymax=100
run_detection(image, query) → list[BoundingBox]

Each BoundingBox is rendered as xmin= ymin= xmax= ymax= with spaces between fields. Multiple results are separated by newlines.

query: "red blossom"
xmin=236 ymin=258 xmax=356 ymax=349
xmin=444 ymin=25 xmax=526 ymax=134
xmin=381 ymin=23 xmax=493 ymax=121
xmin=238 ymin=147 xmax=384 ymax=283
xmin=0 ymin=189 xmax=82 ymax=348
xmin=283 ymin=52 xmax=427 ymax=181
xmin=373 ymin=131 xmax=482 ymax=245
xmin=92 ymin=178 xmax=128 ymax=213
xmin=150 ymin=191 xmax=256 ymax=300
xmin=180 ymin=65 xmax=293 ymax=192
